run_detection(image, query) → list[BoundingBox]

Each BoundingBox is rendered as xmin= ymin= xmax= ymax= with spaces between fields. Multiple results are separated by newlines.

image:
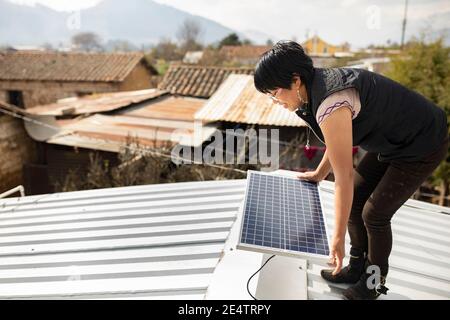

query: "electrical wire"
xmin=246 ymin=254 xmax=276 ymax=300
xmin=0 ymin=102 xmax=248 ymax=174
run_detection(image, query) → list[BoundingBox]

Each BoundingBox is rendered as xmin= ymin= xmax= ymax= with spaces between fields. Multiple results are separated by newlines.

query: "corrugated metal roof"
xmin=25 ymin=94 xmax=218 ymax=149
xmin=205 ymin=171 xmax=450 ymax=300
xmin=27 ymin=89 xmax=168 ymax=116
xmin=306 ymin=180 xmax=450 ymax=300
xmin=0 ymin=51 xmax=157 ymax=83
xmin=50 ymin=113 xmax=217 ymax=148
xmin=0 ymin=179 xmax=247 ymax=299
xmin=158 ymin=64 xmax=254 ymax=98
xmin=195 ymin=74 xmax=307 ymax=127
xmin=1 ymin=171 xmax=448 ymax=300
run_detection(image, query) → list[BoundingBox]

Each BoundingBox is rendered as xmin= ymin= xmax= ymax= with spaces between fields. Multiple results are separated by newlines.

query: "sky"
xmin=9 ymin=0 xmax=450 ymax=48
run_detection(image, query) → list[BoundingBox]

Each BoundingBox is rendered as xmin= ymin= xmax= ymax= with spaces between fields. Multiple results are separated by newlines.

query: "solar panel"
xmin=237 ymin=170 xmax=330 ymax=259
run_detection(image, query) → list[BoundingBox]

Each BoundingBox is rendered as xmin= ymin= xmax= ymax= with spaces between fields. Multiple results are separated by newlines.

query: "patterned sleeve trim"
xmin=317 ymin=100 xmax=355 ymax=125
xmin=316 ymin=88 xmax=361 ymax=126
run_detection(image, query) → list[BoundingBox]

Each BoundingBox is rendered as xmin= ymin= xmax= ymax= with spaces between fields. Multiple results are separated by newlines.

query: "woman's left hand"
xmin=328 ymin=235 xmax=345 ymax=275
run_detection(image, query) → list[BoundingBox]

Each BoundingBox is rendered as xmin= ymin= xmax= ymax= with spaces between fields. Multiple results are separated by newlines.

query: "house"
xmin=219 ymin=45 xmax=272 ymax=66
xmin=1 ymin=62 xmax=255 ymax=195
xmin=345 ymin=57 xmax=391 ymax=74
xmin=6 ymin=89 xmax=218 ymax=194
xmin=0 ymin=51 xmax=158 ymax=194
xmin=0 ymin=51 xmax=159 ymax=109
xmin=302 ymin=35 xmax=351 ymax=57
xmin=182 ymin=51 xmax=204 ymax=64
xmin=158 ymin=63 xmax=254 ymax=98
xmin=194 ymin=74 xmax=307 ymax=127
xmin=194 ymin=74 xmax=332 ymax=170
xmin=0 ymin=170 xmax=448 ymax=299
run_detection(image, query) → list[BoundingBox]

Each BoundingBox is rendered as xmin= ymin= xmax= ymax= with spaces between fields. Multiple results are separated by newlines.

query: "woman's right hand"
xmin=296 ymin=170 xmax=326 ymax=183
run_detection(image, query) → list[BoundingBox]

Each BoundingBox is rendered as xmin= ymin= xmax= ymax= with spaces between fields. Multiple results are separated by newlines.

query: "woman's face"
xmin=267 ymin=77 xmax=303 ymax=112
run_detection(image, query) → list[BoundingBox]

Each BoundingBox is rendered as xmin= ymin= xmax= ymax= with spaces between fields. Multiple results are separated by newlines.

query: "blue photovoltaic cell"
xmin=240 ymin=172 xmax=329 ymax=256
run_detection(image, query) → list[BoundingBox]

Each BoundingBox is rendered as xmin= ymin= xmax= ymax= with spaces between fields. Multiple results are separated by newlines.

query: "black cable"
xmin=246 ymin=254 xmax=276 ymax=300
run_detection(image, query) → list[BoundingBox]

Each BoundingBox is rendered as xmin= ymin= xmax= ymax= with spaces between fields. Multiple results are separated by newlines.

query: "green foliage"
xmin=386 ymin=37 xmax=450 ymax=191
xmin=154 ymin=59 xmax=170 ymax=76
xmin=219 ymin=33 xmax=242 ymax=48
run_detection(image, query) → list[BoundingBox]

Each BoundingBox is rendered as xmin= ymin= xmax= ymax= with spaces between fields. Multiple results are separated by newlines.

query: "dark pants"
xmin=348 ymin=135 xmax=449 ymax=276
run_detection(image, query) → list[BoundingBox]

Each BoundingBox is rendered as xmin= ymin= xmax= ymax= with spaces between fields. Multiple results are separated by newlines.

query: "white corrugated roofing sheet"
xmin=0 ymin=173 xmax=449 ymax=300
xmin=0 ymin=179 xmax=246 ymax=299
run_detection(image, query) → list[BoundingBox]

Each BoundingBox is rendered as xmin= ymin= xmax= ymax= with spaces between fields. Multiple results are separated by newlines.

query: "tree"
xmin=71 ymin=32 xmax=103 ymax=52
xmin=176 ymin=19 xmax=203 ymax=53
xmin=266 ymin=39 xmax=274 ymax=46
xmin=150 ymin=37 xmax=183 ymax=61
xmin=219 ymin=33 xmax=242 ymax=48
xmin=386 ymin=36 xmax=450 ymax=205
xmin=42 ymin=42 xmax=54 ymax=51
xmin=198 ymin=48 xmax=227 ymax=66
xmin=108 ymin=40 xmax=137 ymax=52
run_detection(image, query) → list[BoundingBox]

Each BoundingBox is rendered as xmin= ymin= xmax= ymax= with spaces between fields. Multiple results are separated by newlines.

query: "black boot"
xmin=320 ymin=247 xmax=366 ymax=284
xmin=342 ymin=261 xmax=389 ymax=300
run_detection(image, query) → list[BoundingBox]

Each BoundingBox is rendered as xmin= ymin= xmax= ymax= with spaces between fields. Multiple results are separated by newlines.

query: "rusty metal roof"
xmin=195 ymin=74 xmax=307 ymax=127
xmin=158 ymin=63 xmax=254 ymax=98
xmin=0 ymin=51 xmax=157 ymax=82
xmin=52 ymin=98 xmax=215 ymax=148
xmin=25 ymin=94 xmax=217 ymax=150
xmin=27 ymin=89 xmax=168 ymax=116
xmin=124 ymin=95 xmax=204 ymax=122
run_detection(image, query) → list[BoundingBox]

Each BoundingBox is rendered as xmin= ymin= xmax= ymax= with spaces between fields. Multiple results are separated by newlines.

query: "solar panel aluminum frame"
xmin=236 ymin=170 xmax=331 ymax=261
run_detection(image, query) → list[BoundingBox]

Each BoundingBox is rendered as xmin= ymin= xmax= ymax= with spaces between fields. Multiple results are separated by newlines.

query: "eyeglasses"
xmin=267 ymin=88 xmax=281 ymax=102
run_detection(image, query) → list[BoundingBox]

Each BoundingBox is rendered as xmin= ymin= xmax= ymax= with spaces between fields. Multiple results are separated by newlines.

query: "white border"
xmin=237 ymin=170 xmax=331 ymax=261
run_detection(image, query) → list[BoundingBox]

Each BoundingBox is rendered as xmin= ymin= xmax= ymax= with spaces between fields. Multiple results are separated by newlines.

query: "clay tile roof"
xmin=219 ymin=45 xmax=271 ymax=60
xmin=0 ymin=51 xmax=157 ymax=83
xmin=158 ymin=63 xmax=254 ymax=98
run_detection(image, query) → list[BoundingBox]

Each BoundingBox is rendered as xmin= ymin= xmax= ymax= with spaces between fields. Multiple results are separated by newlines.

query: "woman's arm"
xmin=319 ymin=107 xmax=354 ymax=275
xmin=297 ymin=146 xmax=332 ymax=182
xmin=316 ymin=147 xmax=332 ymax=178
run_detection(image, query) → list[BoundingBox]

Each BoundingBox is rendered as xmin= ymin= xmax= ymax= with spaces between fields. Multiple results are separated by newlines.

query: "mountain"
xmin=0 ymin=0 xmax=66 ymax=46
xmin=0 ymin=0 xmax=238 ymax=47
xmin=240 ymin=29 xmax=276 ymax=45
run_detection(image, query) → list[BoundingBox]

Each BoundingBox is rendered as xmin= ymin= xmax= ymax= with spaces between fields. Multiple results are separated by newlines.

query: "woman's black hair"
xmin=254 ymin=40 xmax=314 ymax=95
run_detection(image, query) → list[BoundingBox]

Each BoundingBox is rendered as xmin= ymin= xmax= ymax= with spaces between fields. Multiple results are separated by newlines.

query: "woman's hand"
xmin=328 ymin=235 xmax=345 ymax=275
xmin=297 ymin=170 xmax=327 ymax=183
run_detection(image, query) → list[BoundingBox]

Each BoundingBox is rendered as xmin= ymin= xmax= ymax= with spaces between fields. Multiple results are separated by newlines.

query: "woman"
xmin=254 ymin=41 xmax=448 ymax=300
